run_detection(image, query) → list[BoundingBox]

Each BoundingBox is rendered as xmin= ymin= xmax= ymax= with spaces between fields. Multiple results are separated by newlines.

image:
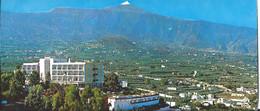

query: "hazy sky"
xmin=2 ymin=0 xmax=257 ymax=28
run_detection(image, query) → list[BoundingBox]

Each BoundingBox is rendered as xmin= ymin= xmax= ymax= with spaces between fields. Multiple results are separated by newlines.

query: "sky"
xmin=2 ymin=0 xmax=257 ymax=28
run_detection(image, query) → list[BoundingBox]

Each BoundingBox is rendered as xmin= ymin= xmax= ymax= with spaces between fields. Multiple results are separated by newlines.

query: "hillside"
xmin=1 ymin=3 xmax=257 ymax=54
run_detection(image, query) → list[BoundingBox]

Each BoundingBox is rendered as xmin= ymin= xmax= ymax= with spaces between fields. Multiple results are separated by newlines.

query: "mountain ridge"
xmin=1 ymin=3 xmax=257 ymax=54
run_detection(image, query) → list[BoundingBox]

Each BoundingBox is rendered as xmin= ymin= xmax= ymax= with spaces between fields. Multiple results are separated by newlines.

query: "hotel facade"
xmin=22 ymin=57 xmax=104 ymax=87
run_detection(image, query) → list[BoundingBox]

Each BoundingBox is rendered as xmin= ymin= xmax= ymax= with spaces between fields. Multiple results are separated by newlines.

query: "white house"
xmin=203 ymin=100 xmax=214 ymax=106
xmin=161 ymin=65 xmax=166 ymax=68
xmin=179 ymin=105 xmax=191 ymax=111
xmin=217 ymin=98 xmax=232 ymax=107
xmin=207 ymin=94 xmax=214 ymax=100
xmin=167 ymin=87 xmax=179 ymax=91
xmin=191 ymin=95 xmax=205 ymax=100
xmin=179 ymin=93 xmax=189 ymax=98
xmin=166 ymin=101 xmax=176 ymax=107
xmin=120 ymin=80 xmax=128 ymax=88
xmin=230 ymin=97 xmax=250 ymax=103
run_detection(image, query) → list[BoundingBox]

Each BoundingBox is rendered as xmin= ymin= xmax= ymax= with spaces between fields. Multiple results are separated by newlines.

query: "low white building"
xmin=138 ymin=75 xmax=144 ymax=78
xmin=217 ymin=98 xmax=232 ymax=107
xmin=203 ymin=100 xmax=214 ymax=106
xmin=191 ymin=95 xmax=205 ymax=100
xmin=207 ymin=94 xmax=214 ymax=100
xmin=161 ymin=65 xmax=166 ymax=68
xmin=179 ymin=93 xmax=189 ymax=98
xmin=166 ymin=101 xmax=176 ymax=107
xmin=167 ymin=87 xmax=179 ymax=91
xmin=179 ymin=105 xmax=191 ymax=111
xmin=108 ymin=92 xmax=159 ymax=111
xmin=230 ymin=97 xmax=250 ymax=103
xmin=236 ymin=86 xmax=246 ymax=92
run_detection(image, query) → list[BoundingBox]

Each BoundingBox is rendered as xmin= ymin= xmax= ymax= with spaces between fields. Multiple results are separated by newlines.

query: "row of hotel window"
xmin=52 ymin=71 xmax=103 ymax=75
xmin=51 ymin=76 xmax=84 ymax=81
xmin=52 ymin=71 xmax=84 ymax=75
xmin=52 ymin=65 xmax=84 ymax=70
xmin=22 ymin=65 xmax=102 ymax=70
xmin=51 ymin=76 xmax=103 ymax=81
xmin=51 ymin=65 xmax=101 ymax=70
xmin=129 ymin=96 xmax=158 ymax=103
xmin=22 ymin=66 xmax=38 ymax=70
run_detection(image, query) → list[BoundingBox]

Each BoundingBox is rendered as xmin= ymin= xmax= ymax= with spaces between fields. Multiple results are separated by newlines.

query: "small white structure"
xmin=236 ymin=86 xmax=245 ymax=92
xmin=179 ymin=93 xmax=189 ymax=98
xmin=179 ymin=105 xmax=191 ymax=111
xmin=203 ymin=102 xmax=210 ymax=106
xmin=196 ymin=84 xmax=201 ymax=87
xmin=193 ymin=71 xmax=199 ymax=77
xmin=203 ymin=100 xmax=214 ymax=106
xmin=120 ymin=80 xmax=128 ymax=88
xmin=231 ymin=97 xmax=250 ymax=103
xmin=161 ymin=65 xmax=166 ymax=68
xmin=138 ymin=75 xmax=144 ymax=78
xmin=191 ymin=95 xmax=205 ymax=100
xmin=167 ymin=87 xmax=179 ymax=91
xmin=217 ymin=98 xmax=232 ymax=107
xmin=166 ymin=101 xmax=176 ymax=107
xmin=108 ymin=92 xmax=159 ymax=111
xmin=207 ymin=94 xmax=214 ymax=100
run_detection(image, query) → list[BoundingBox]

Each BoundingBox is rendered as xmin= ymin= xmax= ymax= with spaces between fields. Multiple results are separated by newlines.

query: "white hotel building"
xmin=108 ymin=92 xmax=159 ymax=111
xmin=22 ymin=57 xmax=104 ymax=87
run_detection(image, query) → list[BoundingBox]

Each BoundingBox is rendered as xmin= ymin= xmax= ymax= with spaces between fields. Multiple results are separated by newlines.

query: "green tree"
xmin=52 ymin=91 xmax=63 ymax=111
xmin=160 ymin=78 xmax=168 ymax=86
xmin=248 ymin=94 xmax=257 ymax=103
xmin=43 ymin=96 xmax=52 ymax=110
xmin=81 ymin=85 xmax=91 ymax=110
xmin=29 ymin=70 xmax=40 ymax=86
xmin=116 ymin=104 xmax=120 ymax=111
xmin=14 ymin=69 xmax=26 ymax=93
xmin=25 ymin=85 xmax=44 ymax=110
xmin=15 ymin=65 xmax=21 ymax=70
xmin=90 ymin=87 xmax=105 ymax=111
xmin=104 ymin=73 xmax=121 ymax=92
xmin=4 ymin=79 xmax=19 ymax=102
xmin=64 ymin=85 xmax=81 ymax=111
xmin=46 ymin=72 xmax=51 ymax=82
xmin=145 ymin=78 xmax=151 ymax=89
xmin=1 ymin=73 xmax=11 ymax=92
xmin=151 ymin=83 xmax=156 ymax=89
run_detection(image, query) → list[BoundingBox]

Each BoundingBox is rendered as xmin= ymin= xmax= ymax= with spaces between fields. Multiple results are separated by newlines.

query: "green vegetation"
xmin=104 ymin=73 xmax=121 ymax=92
xmin=0 ymin=37 xmax=257 ymax=110
xmin=29 ymin=71 xmax=40 ymax=86
xmin=25 ymin=85 xmax=44 ymax=110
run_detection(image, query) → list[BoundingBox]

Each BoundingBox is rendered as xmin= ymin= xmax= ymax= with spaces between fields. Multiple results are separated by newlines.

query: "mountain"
xmin=1 ymin=2 xmax=257 ymax=54
xmin=96 ymin=36 xmax=138 ymax=50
